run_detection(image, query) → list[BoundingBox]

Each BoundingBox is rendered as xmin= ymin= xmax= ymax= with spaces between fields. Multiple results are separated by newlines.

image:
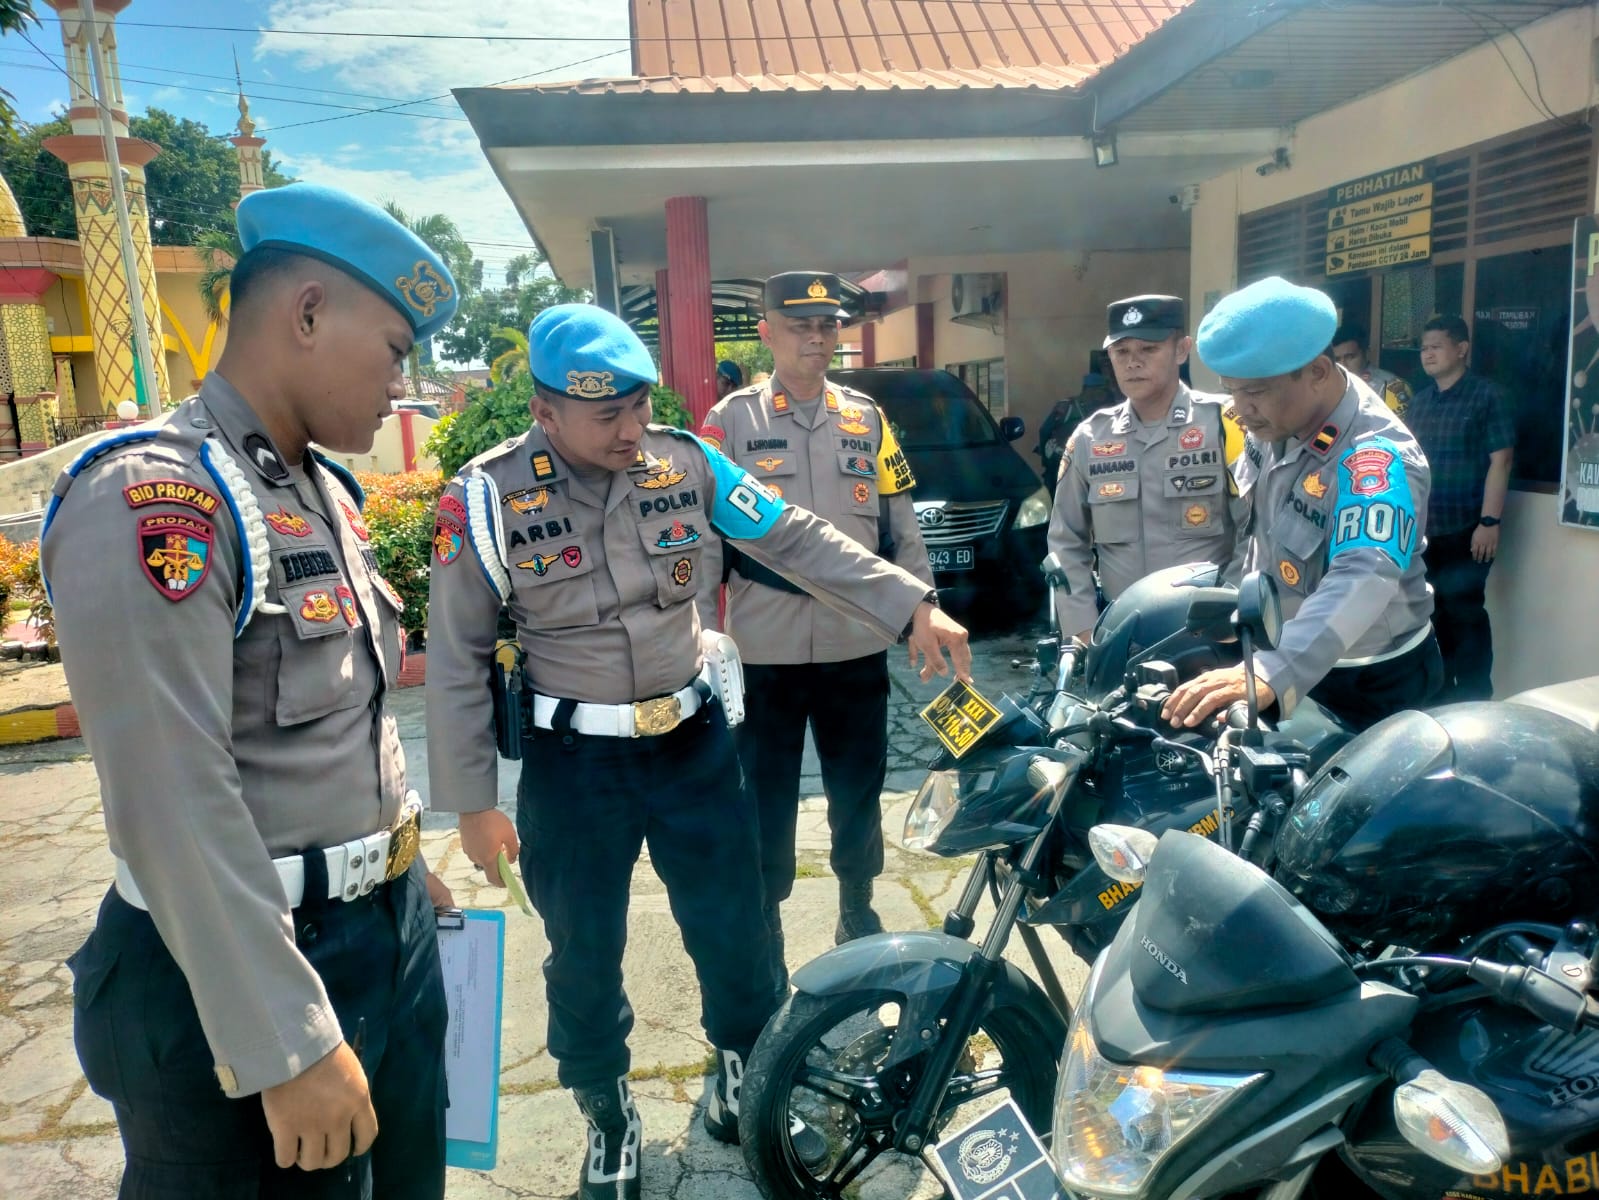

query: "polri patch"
xmin=138 ymin=513 xmax=212 ymax=601
xmin=439 ymin=494 xmax=467 ymax=523
xmin=504 ymin=487 xmax=551 ymax=515
xmin=300 ymin=589 xmax=339 ymax=623
xmin=672 ymin=557 xmax=693 ymax=587
xmin=1180 ymin=426 xmax=1205 ymax=450
xmin=843 ymin=455 xmax=875 ymax=477
xmin=335 ymin=584 xmax=361 ymax=628
xmin=433 ymin=514 xmax=464 ymax=564
xmin=123 ymin=478 xmax=221 ymax=516
xmin=1343 ymin=447 xmax=1395 ymax=496
xmin=264 ymin=508 xmax=312 ymax=537
xmin=656 ymin=521 xmax=700 ymax=549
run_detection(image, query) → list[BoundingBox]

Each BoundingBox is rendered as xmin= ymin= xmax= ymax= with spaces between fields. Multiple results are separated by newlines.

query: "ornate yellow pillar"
xmin=0 ymin=173 xmax=62 ymax=451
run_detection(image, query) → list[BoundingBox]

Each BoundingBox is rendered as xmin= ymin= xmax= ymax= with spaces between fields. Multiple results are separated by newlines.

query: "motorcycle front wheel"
xmin=739 ymin=987 xmax=1059 ymax=1200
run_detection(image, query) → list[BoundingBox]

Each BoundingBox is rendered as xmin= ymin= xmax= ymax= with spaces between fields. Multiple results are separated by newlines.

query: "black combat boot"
xmin=835 ymin=878 xmax=885 ymax=944
xmin=573 ymin=1076 xmax=642 ymax=1200
xmin=705 ymin=1048 xmax=831 ymax=1170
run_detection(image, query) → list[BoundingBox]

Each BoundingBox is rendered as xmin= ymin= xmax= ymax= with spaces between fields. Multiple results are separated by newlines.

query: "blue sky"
xmin=0 ymin=0 xmax=633 ymax=284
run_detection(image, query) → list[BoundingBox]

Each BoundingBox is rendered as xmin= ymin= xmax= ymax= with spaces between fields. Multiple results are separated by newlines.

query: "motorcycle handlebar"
xmin=1359 ymin=954 xmax=1599 ymax=1035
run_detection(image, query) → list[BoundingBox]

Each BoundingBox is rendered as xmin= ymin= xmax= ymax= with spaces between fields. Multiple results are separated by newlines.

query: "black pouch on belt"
xmin=490 ymin=640 xmax=528 ymax=760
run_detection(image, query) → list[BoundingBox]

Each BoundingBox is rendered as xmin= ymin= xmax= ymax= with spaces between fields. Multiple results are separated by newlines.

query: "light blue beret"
xmin=528 ymin=304 xmax=658 ymax=400
xmin=235 ymin=183 xmax=459 ymax=342
xmin=1196 ymin=276 xmax=1338 ymax=379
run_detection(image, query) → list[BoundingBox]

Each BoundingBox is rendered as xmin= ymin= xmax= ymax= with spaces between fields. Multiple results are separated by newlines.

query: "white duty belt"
xmin=529 ymin=637 xmax=747 ymax=738
xmin=114 ymin=794 xmax=424 ymax=911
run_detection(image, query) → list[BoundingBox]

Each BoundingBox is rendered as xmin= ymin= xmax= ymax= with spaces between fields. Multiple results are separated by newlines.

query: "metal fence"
xmin=49 ymin=413 xmax=112 ymax=444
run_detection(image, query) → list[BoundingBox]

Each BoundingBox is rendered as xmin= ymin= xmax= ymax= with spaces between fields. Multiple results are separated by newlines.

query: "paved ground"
xmin=0 ymin=629 xmax=1090 ymax=1199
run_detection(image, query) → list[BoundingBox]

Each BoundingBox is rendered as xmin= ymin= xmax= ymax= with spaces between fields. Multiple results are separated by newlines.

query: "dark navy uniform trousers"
xmin=737 ymin=652 xmax=891 ymax=906
xmin=69 ymin=859 xmax=446 ymax=1200
xmin=517 ymin=703 xmax=781 ymax=1089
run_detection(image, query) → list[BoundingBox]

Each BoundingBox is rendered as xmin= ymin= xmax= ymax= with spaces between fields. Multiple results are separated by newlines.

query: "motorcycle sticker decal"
xmin=930 ymin=1097 xmax=1064 ymax=1200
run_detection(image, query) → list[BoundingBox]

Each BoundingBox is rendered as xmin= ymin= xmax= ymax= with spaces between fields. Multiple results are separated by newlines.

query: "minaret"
xmin=40 ymin=0 xmax=171 ymax=412
xmin=229 ymin=48 xmax=267 ymax=206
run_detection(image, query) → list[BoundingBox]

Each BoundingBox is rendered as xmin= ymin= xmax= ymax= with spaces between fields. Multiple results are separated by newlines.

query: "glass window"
xmin=1377 ymin=262 xmax=1465 ymax=391
xmin=945 ymin=358 xmax=1006 ymax=416
xmin=847 ymin=371 xmax=1001 ymax=449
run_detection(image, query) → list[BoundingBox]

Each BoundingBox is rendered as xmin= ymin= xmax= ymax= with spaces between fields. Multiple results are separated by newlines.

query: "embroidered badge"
xmin=655 ymin=521 xmax=701 ymax=549
xmin=300 ymin=590 xmax=339 ymax=622
xmin=502 ymin=487 xmax=551 ymax=516
xmin=1279 ymin=559 xmax=1302 ymax=587
xmin=672 ymin=557 xmax=693 ymax=586
xmin=1302 ymin=472 xmax=1328 ymax=499
xmin=338 ymin=500 xmax=370 ymax=542
xmin=519 ymin=545 xmax=584 ymax=576
xmin=335 ymin=585 xmax=360 ymax=628
xmin=1184 ymin=503 xmax=1209 ymax=527
xmin=439 ymin=494 xmax=467 ymax=523
xmin=853 ymin=482 xmax=871 ymax=504
xmin=566 ymin=370 xmax=617 ymax=399
xmin=1172 ymin=474 xmax=1218 ymax=492
xmin=1092 ymin=441 xmax=1127 ymax=457
xmin=1097 ymin=482 xmax=1126 ymax=499
xmin=767 ymin=483 xmax=783 ymax=498
xmin=264 ymin=508 xmax=312 ymax=537
xmin=700 ymin=424 xmax=727 ymax=450
xmin=433 ymin=514 xmax=464 ymax=564
xmin=771 ymin=392 xmax=789 ymax=414
xmin=378 ymin=576 xmax=405 ymax=610
xmin=122 ymin=479 xmax=221 ymax=516
xmin=637 ymin=456 xmax=689 ymax=490
xmin=807 ymin=278 xmax=829 ymax=300
xmin=242 ymin=433 xmax=289 ymax=482
xmin=1122 ymin=306 xmax=1144 ymax=327
xmin=836 ymin=405 xmax=870 ymax=436
xmin=843 ymin=455 xmax=875 ymax=477
xmin=754 ymin=457 xmax=785 ymax=472
xmin=395 ymin=260 xmax=454 ymax=318
xmin=138 ymin=513 xmax=212 ymax=600
xmin=1311 ymin=423 xmax=1339 ymax=455
xmin=1343 ymin=447 xmax=1395 ymax=496
xmin=1180 ymin=427 xmax=1205 ymax=451
xmin=531 ymin=452 xmax=558 ymax=482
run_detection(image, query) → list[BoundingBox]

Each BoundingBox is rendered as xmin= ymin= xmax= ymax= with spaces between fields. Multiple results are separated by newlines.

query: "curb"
xmin=0 ymin=652 xmax=429 ymax=747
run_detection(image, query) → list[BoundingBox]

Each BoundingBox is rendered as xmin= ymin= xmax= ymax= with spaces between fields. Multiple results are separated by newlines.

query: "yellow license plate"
xmin=919 ymin=680 xmax=1004 ymax=759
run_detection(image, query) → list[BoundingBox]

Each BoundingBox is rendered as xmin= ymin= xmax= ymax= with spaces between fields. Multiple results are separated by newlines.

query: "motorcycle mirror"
xmin=1234 ymin=572 xmax=1283 ymax=653
xmin=1182 ymin=587 xmax=1237 ymax=639
xmin=1088 ymin=824 xmax=1160 ymax=885
xmin=1039 ymin=552 xmax=1070 ymax=593
xmin=1392 ymin=1070 xmax=1510 ymax=1176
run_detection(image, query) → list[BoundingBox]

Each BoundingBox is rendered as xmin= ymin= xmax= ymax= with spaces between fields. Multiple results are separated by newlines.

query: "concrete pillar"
xmin=860 ymin=320 xmax=877 ymax=368
xmin=655 ymin=267 xmax=674 ymax=393
xmin=916 ymin=302 xmax=935 ymax=369
xmin=664 ymin=197 xmax=714 ymax=424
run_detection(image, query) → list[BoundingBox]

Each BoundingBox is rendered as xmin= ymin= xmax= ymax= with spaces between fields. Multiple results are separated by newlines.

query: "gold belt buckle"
xmin=632 ymin=694 xmax=682 ymax=737
xmin=384 ymin=799 xmax=422 ymax=882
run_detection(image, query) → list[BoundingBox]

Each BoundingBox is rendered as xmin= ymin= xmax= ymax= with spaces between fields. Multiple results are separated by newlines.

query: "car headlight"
xmin=1052 ymin=1011 xmax=1263 ymax=1197
xmin=1013 ymin=486 xmax=1051 ymax=528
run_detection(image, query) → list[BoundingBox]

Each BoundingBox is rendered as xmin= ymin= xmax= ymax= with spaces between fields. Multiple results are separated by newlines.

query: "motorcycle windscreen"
xmin=1129 ymin=831 xmax=1357 ymax=1015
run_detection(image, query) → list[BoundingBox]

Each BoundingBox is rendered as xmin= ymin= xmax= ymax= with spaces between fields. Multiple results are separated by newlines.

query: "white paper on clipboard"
xmin=436 ymin=908 xmax=505 ymax=1168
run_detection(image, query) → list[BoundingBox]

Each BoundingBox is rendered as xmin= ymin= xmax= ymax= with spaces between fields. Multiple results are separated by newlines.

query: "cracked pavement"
xmin=0 ymin=628 xmax=1089 ymax=1198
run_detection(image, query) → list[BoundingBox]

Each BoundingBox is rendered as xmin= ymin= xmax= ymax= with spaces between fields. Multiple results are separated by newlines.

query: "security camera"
xmin=1255 ymin=148 xmax=1292 ymax=177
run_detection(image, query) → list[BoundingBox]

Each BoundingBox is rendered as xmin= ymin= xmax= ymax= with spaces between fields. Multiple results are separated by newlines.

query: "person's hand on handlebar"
xmin=1162 ymin=665 xmax=1276 ymax=729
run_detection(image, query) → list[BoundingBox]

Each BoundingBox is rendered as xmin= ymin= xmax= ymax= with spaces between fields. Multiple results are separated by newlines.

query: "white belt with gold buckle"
xmin=530 ymin=683 xmax=704 ymax=738
xmin=113 ymin=794 xmax=424 ymax=911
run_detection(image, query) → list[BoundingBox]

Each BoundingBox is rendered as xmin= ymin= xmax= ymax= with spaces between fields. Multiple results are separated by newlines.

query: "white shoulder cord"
xmin=199 ymin=440 xmax=276 ymax=632
xmin=464 ymin=469 xmax=513 ymax=602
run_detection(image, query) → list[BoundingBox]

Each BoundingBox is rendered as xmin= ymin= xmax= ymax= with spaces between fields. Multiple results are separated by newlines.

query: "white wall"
xmin=1188 ymin=3 xmax=1599 ymax=693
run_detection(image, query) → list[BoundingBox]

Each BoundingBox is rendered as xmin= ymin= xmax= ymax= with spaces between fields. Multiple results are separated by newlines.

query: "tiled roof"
xmin=529 ymin=63 xmax=1091 ymax=94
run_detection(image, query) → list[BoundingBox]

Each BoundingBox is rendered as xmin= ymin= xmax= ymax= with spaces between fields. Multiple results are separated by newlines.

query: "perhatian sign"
xmin=1325 ymin=162 xmax=1433 ymax=277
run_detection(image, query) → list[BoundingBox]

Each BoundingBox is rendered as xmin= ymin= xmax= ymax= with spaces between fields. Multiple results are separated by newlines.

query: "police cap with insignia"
xmin=527 ymin=303 xmax=659 ymax=401
xmin=1104 ymin=294 xmax=1185 ymax=347
xmin=763 ymin=271 xmax=850 ymax=320
xmin=1196 ymin=276 xmax=1338 ymax=380
xmin=235 ymin=182 xmax=460 ymax=341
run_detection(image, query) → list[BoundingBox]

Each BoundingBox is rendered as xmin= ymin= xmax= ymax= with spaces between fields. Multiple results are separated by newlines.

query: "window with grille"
xmin=946 ymin=358 xmax=1006 ymax=415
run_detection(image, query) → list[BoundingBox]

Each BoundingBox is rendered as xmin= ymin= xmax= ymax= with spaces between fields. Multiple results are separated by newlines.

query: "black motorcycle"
xmin=737 ymin=566 xmax=1351 ymax=1199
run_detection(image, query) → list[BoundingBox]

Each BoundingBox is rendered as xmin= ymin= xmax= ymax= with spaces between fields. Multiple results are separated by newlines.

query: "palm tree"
xmin=382 ymin=201 xmax=477 ymax=395
xmin=488 ymin=327 xmax=528 ymax=385
xmin=194 ymin=227 xmax=240 ymax=324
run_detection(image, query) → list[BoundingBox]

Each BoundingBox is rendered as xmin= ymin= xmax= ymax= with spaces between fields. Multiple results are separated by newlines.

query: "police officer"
xmin=1047 ymin=295 xmax=1240 ymax=642
xmin=42 ymin=184 xmax=458 ymax=1197
xmin=1163 ymin=276 xmax=1442 ymax=732
xmin=424 ymin=304 xmax=971 ymax=1200
xmin=700 ymin=271 xmax=937 ymax=960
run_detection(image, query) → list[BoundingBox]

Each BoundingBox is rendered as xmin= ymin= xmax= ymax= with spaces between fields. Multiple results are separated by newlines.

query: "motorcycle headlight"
xmin=1052 ymin=1011 xmax=1263 ymax=1198
xmin=903 ymin=767 xmax=992 ymax=851
xmin=1013 ymin=486 xmax=1052 ymax=529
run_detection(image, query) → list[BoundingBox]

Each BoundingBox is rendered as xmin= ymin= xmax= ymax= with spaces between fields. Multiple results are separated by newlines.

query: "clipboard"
xmin=436 ymin=908 xmax=506 ymax=1170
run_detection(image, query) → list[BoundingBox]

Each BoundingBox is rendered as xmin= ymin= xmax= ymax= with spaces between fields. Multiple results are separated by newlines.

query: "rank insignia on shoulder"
xmin=1302 ymin=472 xmax=1328 ymax=499
xmin=637 ymin=456 xmax=689 ymax=490
xmin=770 ymin=392 xmax=789 ymax=414
xmin=264 ymin=508 xmax=312 ymax=537
xmin=433 ymin=514 xmax=464 ymax=565
xmin=656 ymin=521 xmax=701 ymax=549
xmin=671 ymin=557 xmax=693 ymax=586
xmin=824 ymin=391 xmax=839 ymax=412
xmin=138 ymin=513 xmax=212 ymax=600
xmin=123 ymin=479 xmax=222 ymax=517
xmin=531 ymin=451 xmax=558 ymax=482
xmin=301 ymin=590 xmax=339 ymax=622
xmin=338 ymin=500 xmax=371 ymax=542
xmin=1179 ymin=427 xmax=1205 ymax=450
xmin=504 ymin=486 xmax=552 ymax=515
xmin=1311 ymin=424 xmax=1339 ymax=455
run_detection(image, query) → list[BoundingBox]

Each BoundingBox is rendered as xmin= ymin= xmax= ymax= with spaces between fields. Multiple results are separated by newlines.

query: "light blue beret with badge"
xmin=235 ymin=182 xmax=459 ymax=341
xmin=528 ymin=303 xmax=658 ymax=400
xmin=1196 ymin=275 xmax=1338 ymax=380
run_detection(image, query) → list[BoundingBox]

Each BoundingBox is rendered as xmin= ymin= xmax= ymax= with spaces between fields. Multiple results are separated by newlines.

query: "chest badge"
xmin=836 ymin=404 xmax=871 ymax=436
xmin=335 ymin=585 xmax=361 ymax=628
xmin=1179 ymin=427 xmax=1205 ymax=450
xmin=754 ymin=457 xmax=784 ymax=472
xmin=520 ymin=545 xmax=584 ymax=575
xmin=671 ymin=557 xmax=694 ymax=587
xmin=1092 ymin=441 xmax=1126 ymax=458
xmin=655 ymin=520 xmax=701 ymax=549
xmin=338 ymin=500 xmax=371 ymax=543
xmin=264 ymin=508 xmax=312 ymax=537
xmin=1302 ymin=472 xmax=1328 ymax=499
xmin=301 ymin=590 xmax=339 ymax=622
xmin=1279 ymin=560 xmax=1302 ymax=587
xmin=853 ymin=482 xmax=871 ymax=504
xmin=1097 ymin=482 xmax=1126 ymax=499
xmin=1184 ymin=504 xmax=1209 ymax=526
xmin=637 ymin=456 xmax=689 ymax=490
xmin=504 ymin=487 xmax=552 ymax=515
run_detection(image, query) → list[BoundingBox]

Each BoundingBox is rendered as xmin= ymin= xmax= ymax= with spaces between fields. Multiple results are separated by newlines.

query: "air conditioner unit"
xmin=950 ymin=273 xmax=1003 ymax=327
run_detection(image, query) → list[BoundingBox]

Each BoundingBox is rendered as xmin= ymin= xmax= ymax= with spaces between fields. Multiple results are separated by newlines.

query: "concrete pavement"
xmin=0 ymin=630 xmax=1090 ymax=1199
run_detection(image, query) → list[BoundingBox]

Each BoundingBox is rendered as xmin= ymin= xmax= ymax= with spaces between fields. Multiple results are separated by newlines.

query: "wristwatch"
xmin=1478 ymin=516 xmax=1501 ymax=528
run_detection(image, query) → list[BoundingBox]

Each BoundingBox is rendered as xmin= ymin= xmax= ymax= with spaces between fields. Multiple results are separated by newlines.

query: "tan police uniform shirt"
xmin=701 ymin=377 xmax=935 ymax=664
xmin=1229 ymin=369 xmax=1434 ymax=713
xmin=424 ymin=424 xmax=935 ymax=816
xmin=40 ymin=374 xmax=410 ymax=1097
xmin=1046 ymin=383 xmax=1239 ymax=633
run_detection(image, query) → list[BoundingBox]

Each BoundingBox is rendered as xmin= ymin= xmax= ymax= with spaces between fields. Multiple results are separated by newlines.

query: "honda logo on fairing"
xmin=918 ymin=506 xmax=947 ymax=528
xmin=1140 ymin=935 xmax=1189 ymax=984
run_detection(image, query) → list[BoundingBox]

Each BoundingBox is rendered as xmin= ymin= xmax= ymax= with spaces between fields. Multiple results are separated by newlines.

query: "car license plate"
xmin=919 ymin=679 xmax=1004 ymax=759
xmin=928 ymin=545 xmax=975 ymax=571
xmin=928 ymin=1096 xmax=1066 ymax=1199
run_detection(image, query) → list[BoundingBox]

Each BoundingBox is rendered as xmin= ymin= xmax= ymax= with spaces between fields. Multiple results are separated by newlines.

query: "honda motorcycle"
xmin=737 ymin=564 xmax=1351 ymax=1199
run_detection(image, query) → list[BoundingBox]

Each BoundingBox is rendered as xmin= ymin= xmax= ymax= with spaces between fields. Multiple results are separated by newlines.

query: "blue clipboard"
xmin=437 ymin=908 xmax=505 ymax=1170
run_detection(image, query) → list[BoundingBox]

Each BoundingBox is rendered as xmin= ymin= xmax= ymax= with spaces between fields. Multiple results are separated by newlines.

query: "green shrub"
xmin=356 ymin=472 xmax=445 ymax=633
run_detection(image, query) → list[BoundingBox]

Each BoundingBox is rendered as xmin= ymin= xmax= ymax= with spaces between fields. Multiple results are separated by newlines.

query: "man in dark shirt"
xmin=1406 ymin=314 xmax=1515 ymax=701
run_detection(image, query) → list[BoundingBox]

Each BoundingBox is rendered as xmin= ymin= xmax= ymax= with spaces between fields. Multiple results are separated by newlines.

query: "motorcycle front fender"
xmin=790 ymin=930 xmax=1066 ymax=1070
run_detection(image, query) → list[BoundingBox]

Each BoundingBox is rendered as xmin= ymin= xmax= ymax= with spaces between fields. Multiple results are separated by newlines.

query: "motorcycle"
xmin=737 ymin=564 xmax=1352 ymax=1199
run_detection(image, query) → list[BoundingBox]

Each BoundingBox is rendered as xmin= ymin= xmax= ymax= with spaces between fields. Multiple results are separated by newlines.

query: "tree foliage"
xmin=437 ymin=248 xmax=586 ymax=368
xmin=715 ymin=339 xmax=773 ymax=388
xmin=0 ymin=1 xmax=38 ymax=136
xmin=0 ymin=109 xmax=290 ymax=243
